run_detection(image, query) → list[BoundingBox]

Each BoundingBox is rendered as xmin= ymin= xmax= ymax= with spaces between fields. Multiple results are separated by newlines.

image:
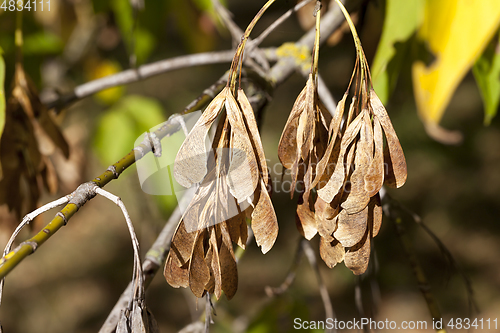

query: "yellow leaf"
xmin=88 ymin=60 xmax=125 ymax=105
xmin=412 ymin=0 xmax=500 ymax=143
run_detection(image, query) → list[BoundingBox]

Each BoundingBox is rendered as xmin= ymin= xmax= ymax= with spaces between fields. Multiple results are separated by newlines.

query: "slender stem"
xmin=228 ymin=0 xmax=276 ymax=91
xmin=265 ymin=238 xmax=304 ymax=296
xmin=311 ymin=1 xmax=321 ymax=80
xmin=389 ymin=213 xmax=446 ymax=333
xmin=333 ymin=0 xmax=362 ymax=57
xmin=251 ymin=0 xmax=315 ymax=47
xmin=302 ymin=240 xmax=336 ymax=333
xmin=333 ymin=0 xmax=369 ymax=95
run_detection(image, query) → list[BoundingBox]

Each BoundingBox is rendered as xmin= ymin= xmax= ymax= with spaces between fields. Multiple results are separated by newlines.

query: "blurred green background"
xmin=0 ymin=0 xmax=499 ymax=332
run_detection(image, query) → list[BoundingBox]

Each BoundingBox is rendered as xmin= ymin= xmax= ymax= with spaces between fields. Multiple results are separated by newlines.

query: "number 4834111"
xmin=1 ymin=0 xmax=50 ymax=11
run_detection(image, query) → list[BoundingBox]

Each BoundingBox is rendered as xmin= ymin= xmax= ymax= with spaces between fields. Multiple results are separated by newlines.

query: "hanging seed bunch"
xmin=281 ymin=0 xmax=407 ymax=275
xmin=164 ymin=0 xmax=278 ymax=300
xmin=0 ymin=63 xmax=69 ymax=223
xmin=278 ymin=2 xmax=332 ymax=240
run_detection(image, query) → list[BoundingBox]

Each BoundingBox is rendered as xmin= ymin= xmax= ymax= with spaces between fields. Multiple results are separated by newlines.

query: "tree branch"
xmin=47 ymin=50 xmax=235 ymax=112
xmin=302 ymin=240 xmax=336 ymax=333
xmin=98 ymin=196 xmax=188 ymax=333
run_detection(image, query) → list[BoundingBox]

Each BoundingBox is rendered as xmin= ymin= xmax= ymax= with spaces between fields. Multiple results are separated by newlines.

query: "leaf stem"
xmin=311 ymin=1 xmax=322 ymax=81
xmin=228 ymin=0 xmax=276 ymax=91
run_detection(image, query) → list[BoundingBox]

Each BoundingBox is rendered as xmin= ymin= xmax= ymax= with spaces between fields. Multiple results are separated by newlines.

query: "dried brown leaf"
xmin=164 ymin=255 xmax=189 ymax=289
xmin=116 ymin=310 xmax=129 ymax=333
xmin=174 ymin=89 xmax=225 ymax=188
xmin=41 ymin=156 xmax=58 ymax=194
xmin=341 ymin=110 xmax=372 ymax=214
xmin=344 ymin=229 xmax=371 ymax=275
xmin=320 ymin=237 xmax=345 ymax=268
xmin=225 ymin=92 xmax=259 ymax=203
xmin=296 ymin=195 xmax=317 ymax=240
xmin=289 ymin=158 xmax=301 ymax=199
xmin=219 ymin=222 xmax=238 ymax=300
xmin=334 ymin=205 xmax=368 ymax=248
xmin=314 ymin=195 xmax=340 ymax=241
xmin=209 ymin=229 xmax=222 ymax=299
xmin=370 ymin=89 xmax=407 ymax=188
xmin=364 ymin=116 xmax=384 ymax=196
xmin=237 ymin=88 xmax=269 ymax=185
xmin=169 ymin=221 xmax=196 ymax=267
xmin=131 ymin=303 xmax=147 ymax=333
xmin=188 ymin=231 xmax=210 ymax=298
xmin=251 ymin=180 xmax=278 ymax=254
xmin=226 ymin=211 xmax=247 ymax=249
xmin=312 ymin=94 xmax=347 ymax=188
xmin=318 ymin=99 xmax=333 ymax=130
xmin=278 ymin=84 xmax=308 ymax=168
xmin=302 ymin=156 xmax=314 ymax=203
xmin=317 ymin=111 xmax=363 ymax=203
xmin=297 ymin=76 xmax=315 ymax=161
xmin=37 ymin=108 xmax=69 ymax=158
xmin=15 ymin=66 xmax=69 ymax=158
xmin=369 ymin=193 xmax=383 ymax=237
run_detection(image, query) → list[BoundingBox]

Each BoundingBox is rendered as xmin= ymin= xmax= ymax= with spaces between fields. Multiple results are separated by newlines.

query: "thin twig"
xmin=0 ymin=196 xmax=69 ymax=306
xmin=302 ymin=240 xmax=336 ymax=333
xmin=251 ymin=0 xmax=315 ymax=47
xmin=269 ymin=0 xmax=350 ymax=86
xmin=386 ymin=194 xmax=479 ymax=316
xmin=204 ymin=294 xmax=212 ymax=333
xmin=265 ymin=237 xmax=304 ymax=296
xmin=98 ymin=188 xmax=193 ymax=333
xmin=214 ymin=0 xmax=273 ymax=77
xmin=384 ymin=203 xmax=447 ymax=333
xmin=46 ymin=50 xmax=235 ymax=112
xmin=95 ymin=187 xmax=144 ymax=302
xmin=211 ymin=0 xmax=243 ymax=45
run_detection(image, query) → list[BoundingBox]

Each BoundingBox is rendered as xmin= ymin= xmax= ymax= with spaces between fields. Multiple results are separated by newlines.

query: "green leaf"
xmin=473 ymin=31 xmax=500 ymax=125
xmin=134 ymin=28 xmax=156 ymax=65
xmin=23 ymin=31 xmax=63 ymax=55
xmin=371 ymin=0 xmax=425 ymax=104
xmin=94 ymin=107 xmax=137 ymax=166
xmin=0 ymin=47 xmax=5 ymax=178
xmin=112 ymin=0 xmax=134 ymax=43
xmin=121 ymin=95 xmax=165 ymax=132
xmin=111 ymin=0 xmax=155 ymax=65
xmin=93 ymin=95 xmax=166 ymax=166
xmin=192 ymin=0 xmax=212 ymax=12
xmin=192 ymin=0 xmax=225 ymax=12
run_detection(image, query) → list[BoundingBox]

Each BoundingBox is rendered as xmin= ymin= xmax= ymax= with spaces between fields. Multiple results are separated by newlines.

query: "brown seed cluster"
xmin=0 ymin=63 xmax=69 ymax=221
xmin=164 ymin=87 xmax=278 ymax=300
xmin=279 ymin=64 xmax=407 ymax=275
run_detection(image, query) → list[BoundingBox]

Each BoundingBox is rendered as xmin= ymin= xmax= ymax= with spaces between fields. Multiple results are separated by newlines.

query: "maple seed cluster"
xmin=278 ymin=0 xmax=407 ymax=275
xmin=164 ymin=82 xmax=277 ymax=300
xmin=0 ymin=63 xmax=69 ymax=221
